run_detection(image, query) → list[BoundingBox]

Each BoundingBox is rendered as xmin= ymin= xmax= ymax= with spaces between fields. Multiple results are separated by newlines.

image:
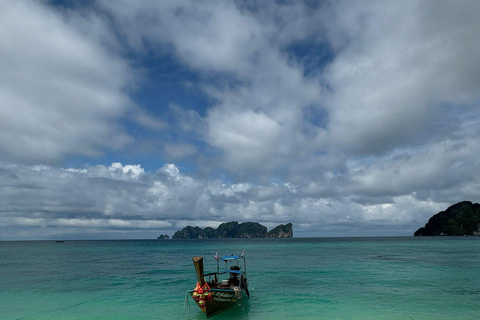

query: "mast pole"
xmin=192 ymin=256 xmax=205 ymax=286
xmin=242 ymin=250 xmax=246 ymax=275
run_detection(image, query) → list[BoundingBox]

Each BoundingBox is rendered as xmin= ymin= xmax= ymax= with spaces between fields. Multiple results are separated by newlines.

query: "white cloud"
xmin=207 ymin=109 xmax=282 ymax=169
xmin=97 ymin=0 xmax=326 ymax=177
xmin=159 ymin=163 xmax=180 ymax=178
xmin=323 ymin=0 xmax=480 ymax=155
xmin=2 ymin=1 xmax=480 ymax=239
xmin=0 ymin=1 xmax=133 ymax=164
xmin=108 ymin=162 xmax=145 ymax=180
xmin=0 ymin=160 xmax=479 ymax=239
xmin=100 ymin=0 xmax=480 ymax=181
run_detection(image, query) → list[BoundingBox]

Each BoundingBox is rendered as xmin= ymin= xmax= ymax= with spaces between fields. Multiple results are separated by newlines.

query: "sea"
xmin=1 ymin=237 xmax=479 ymax=320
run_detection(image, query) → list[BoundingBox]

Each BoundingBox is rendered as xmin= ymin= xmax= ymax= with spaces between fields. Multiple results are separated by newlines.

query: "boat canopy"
xmin=222 ymin=255 xmax=240 ymax=261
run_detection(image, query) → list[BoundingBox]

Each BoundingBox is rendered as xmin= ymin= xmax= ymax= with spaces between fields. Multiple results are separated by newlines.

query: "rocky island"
xmin=414 ymin=201 xmax=480 ymax=236
xmin=157 ymin=234 xmax=169 ymax=239
xmin=172 ymin=221 xmax=293 ymax=239
xmin=267 ymin=223 xmax=293 ymax=238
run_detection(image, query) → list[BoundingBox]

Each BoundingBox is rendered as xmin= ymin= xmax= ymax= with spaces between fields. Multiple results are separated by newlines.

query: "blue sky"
xmin=1 ymin=0 xmax=480 ymax=240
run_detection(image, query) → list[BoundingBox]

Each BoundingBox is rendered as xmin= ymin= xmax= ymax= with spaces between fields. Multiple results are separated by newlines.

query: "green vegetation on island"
xmin=266 ymin=223 xmax=293 ymax=238
xmin=414 ymin=201 xmax=480 ymax=236
xmin=172 ymin=221 xmax=293 ymax=239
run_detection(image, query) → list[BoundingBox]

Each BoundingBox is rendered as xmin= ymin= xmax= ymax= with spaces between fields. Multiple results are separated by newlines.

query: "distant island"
xmin=171 ymin=221 xmax=293 ymax=239
xmin=414 ymin=201 xmax=480 ymax=236
xmin=157 ymin=234 xmax=169 ymax=239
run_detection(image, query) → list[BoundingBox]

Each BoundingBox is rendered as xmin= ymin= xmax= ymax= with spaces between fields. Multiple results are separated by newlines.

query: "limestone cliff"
xmin=414 ymin=201 xmax=480 ymax=236
xmin=172 ymin=221 xmax=292 ymax=239
xmin=266 ymin=223 xmax=293 ymax=238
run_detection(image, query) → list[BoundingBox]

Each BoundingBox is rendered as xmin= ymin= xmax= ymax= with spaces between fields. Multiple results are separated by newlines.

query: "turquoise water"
xmin=1 ymin=237 xmax=479 ymax=319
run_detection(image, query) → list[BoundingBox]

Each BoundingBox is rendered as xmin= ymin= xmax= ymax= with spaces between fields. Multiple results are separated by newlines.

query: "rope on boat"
xmin=235 ymin=294 xmax=244 ymax=310
xmin=234 ymin=288 xmax=245 ymax=310
xmin=182 ymin=290 xmax=191 ymax=316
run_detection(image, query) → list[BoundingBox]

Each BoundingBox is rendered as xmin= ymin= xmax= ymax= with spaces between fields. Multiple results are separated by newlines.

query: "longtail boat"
xmin=188 ymin=251 xmax=249 ymax=318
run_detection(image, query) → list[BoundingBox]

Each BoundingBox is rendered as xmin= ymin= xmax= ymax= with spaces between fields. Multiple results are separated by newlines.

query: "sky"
xmin=1 ymin=0 xmax=480 ymax=240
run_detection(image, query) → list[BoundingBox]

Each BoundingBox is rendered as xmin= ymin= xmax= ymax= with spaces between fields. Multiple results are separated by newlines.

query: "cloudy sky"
xmin=1 ymin=0 xmax=479 ymax=240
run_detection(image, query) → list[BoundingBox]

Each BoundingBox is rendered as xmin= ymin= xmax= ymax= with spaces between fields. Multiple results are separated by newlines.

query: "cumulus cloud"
xmin=108 ymin=162 xmax=145 ymax=180
xmin=95 ymin=0 xmax=480 ymax=181
xmin=322 ymin=0 xmax=480 ymax=155
xmin=0 ymin=0 xmax=133 ymax=164
xmin=97 ymin=0 xmax=326 ymax=177
xmin=208 ymin=109 xmax=282 ymax=169
xmin=1 ymin=160 xmax=475 ymax=239
xmin=1 ymin=1 xmax=480 ymax=239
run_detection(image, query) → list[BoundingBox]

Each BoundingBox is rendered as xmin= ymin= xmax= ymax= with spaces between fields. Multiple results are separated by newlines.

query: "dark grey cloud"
xmin=0 ymin=161 xmax=470 ymax=239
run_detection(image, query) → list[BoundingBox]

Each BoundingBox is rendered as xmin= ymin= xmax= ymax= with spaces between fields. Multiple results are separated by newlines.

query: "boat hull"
xmin=189 ymin=288 xmax=246 ymax=318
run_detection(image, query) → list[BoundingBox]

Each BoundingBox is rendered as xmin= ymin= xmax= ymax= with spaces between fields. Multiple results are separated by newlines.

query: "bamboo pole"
xmin=192 ymin=256 xmax=205 ymax=286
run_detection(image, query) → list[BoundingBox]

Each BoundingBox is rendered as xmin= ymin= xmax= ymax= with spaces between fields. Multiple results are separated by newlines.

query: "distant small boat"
xmin=55 ymin=240 xmax=65 ymax=243
xmin=188 ymin=251 xmax=249 ymax=318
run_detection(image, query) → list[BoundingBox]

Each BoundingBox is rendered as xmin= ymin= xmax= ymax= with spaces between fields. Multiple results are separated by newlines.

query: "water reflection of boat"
xmin=188 ymin=251 xmax=249 ymax=318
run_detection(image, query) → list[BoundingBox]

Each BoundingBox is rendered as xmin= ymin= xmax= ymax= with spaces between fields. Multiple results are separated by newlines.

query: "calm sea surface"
xmin=1 ymin=237 xmax=479 ymax=319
